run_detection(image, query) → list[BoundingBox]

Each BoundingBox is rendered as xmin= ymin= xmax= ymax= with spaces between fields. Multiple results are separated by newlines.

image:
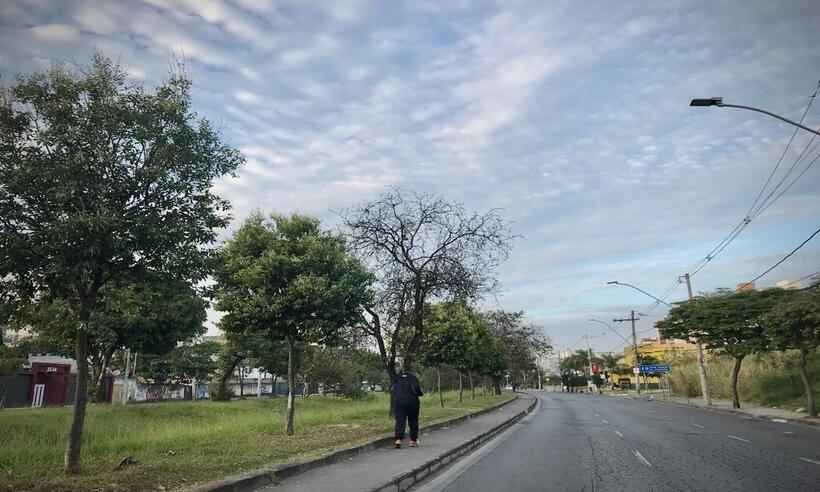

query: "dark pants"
xmin=394 ymin=402 xmax=420 ymax=440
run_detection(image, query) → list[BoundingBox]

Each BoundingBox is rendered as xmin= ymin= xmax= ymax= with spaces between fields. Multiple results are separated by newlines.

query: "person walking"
xmin=392 ymin=369 xmax=423 ymax=448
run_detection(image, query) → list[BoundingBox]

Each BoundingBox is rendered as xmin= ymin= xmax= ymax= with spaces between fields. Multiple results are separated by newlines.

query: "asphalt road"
xmin=417 ymin=392 xmax=820 ymax=492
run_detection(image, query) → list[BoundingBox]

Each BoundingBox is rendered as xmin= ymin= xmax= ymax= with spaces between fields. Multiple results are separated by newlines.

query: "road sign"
xmin=639 ymin=364 xmax=671 ymax=374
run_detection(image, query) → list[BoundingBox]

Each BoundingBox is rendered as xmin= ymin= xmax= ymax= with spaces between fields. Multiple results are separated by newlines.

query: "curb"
xmin=368 ymin=395 xmax=538 ymax=492
xmin=188 ymin=395 xmax=520 ymax=492
xmin=655 ymin=398 xmax=820 ymax=428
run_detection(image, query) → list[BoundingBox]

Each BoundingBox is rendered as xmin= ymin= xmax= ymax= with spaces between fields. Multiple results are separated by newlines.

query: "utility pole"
xmin=585 ymin=333 xmax=594 ymax=392
xmin=122 ymin=349 xmax=131 ymax=405
xmin=614 ymin=310 xmax=641 ymax=395
xmin=557 ymin=349 xmax=563 ymax=392
xmin=681 ymin=273 xmax=711 ymax=406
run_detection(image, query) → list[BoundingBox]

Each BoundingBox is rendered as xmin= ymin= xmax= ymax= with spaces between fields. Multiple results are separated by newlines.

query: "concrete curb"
xmin=188 ymin=395 xmax=520 ymax=492
xmin=368 ymin=395 xmax=538 ymax=492
xmin=655 ymin=398 xmax=820 ymax=428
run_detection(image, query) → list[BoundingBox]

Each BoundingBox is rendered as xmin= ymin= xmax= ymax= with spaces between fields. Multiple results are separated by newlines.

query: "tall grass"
xmin=666 ymin=350 xmax=820 ymax=409
xmin=0 ymin=391 xmax=511 ymax=492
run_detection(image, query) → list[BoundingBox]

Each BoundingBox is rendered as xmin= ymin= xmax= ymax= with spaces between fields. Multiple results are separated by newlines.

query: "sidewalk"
xmin=254 ymin=394 xmax=536 ymax=492
xmin=622 ymin=393 xmax=820 ymax=426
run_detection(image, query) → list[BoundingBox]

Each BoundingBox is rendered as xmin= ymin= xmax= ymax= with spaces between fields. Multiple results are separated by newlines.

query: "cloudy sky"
xmin=3 ymin=0 xmax=820 ymax=354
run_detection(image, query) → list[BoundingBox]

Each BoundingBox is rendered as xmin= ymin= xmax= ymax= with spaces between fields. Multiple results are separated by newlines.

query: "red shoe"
xmin=409 ymin=440 xmax=418 ymax=447
xmin=394 ymin=439 xmax=402 ymax=449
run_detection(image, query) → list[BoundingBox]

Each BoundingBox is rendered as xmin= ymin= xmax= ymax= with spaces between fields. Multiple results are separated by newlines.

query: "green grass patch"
xmin=0 ymin=391 xmax=512 ymax=491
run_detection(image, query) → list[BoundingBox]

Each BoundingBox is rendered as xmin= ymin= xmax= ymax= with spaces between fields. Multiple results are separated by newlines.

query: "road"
xmin=417 ymin=392 xmax=820 ymax=492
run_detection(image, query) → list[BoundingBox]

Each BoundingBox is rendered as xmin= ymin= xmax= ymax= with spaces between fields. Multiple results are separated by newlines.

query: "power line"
xmin=643 ymin=280 xmax=681 ymax=314
xmin=739 ymin=226 xmax=820 ymax=288
xmin=748 ymin=82 xmax=819 ymax=217
xmin=688 ymin=82 xmax=820 ymax=278
xmin=753 ymin=147 xmax=820 ymax=218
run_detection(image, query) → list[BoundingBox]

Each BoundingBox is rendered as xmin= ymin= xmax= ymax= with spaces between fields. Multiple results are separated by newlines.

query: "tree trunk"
xmin=271 ymin=374 xmax=278 ymax=397
xmin=730 ymin=355 xmax=744 ymax=409
xmin=65 ymin=325 xmax=90 ymax=474
xmin=798 ymin=349 xmax=817 ymax=418
xmin=239 ymin=366 xmax=244 ymax=398
xmin=286 ymin=338 xmax=296 ymax=435
xmin=216 ymin=354 xmax=243 ymax=401
xmin=469 ymin=371 xmax=475 ymax=400
xmin=458 ymin=371 xmax=463 ymax=402
xmin=492 ymin=376 xmax=502 ymax=395
xmin=437 ymin=367 xmax=443 ymax=408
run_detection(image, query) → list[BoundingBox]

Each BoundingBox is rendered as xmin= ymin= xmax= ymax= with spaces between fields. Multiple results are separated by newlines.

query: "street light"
xmin=606 ymin=280 xmax=671 ymax=307
xmin=690 ymin=97 xmax=820 ymax=137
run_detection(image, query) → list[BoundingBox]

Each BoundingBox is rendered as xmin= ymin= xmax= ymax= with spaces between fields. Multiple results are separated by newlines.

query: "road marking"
xmin=594 ymin=413 xmax=600 ymax=417
xmin=728 ymin=435 xmax=751 ymax=443
xmin=691 ymin=423 xmax=704 ymax=429
xmin=799 ymin=457 xmax=820 ymax=466
xmin=602 ymin=419 xmax=609 ymax=424
xmin=633 ymin=449 xmax=652 ymax=467
xmin=614 ymin=430 xmax=624 ymax=438
xmin=771 ymin=418 xmax=788 ymax=423
xmin=784 ymin=431 xmax=795 ymax=435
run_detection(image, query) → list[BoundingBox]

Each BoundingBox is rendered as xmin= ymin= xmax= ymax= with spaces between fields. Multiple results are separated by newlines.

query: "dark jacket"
xmin=392 ymin=372 xmax=423 ymax=406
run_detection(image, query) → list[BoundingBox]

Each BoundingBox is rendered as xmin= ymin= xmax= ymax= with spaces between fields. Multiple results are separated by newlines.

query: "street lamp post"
xmin=606 ymin=280 xmax=671 ymax=307
xmin=689 ymin=97 xmax=820 ymax=138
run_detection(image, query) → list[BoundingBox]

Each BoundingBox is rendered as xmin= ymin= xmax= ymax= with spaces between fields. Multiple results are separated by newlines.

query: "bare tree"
xmin=343 ymin=189 xmax=513 ymax=389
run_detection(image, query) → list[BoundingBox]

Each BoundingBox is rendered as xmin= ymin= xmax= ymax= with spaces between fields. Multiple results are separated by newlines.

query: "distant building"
xmin=775 ymin=279 xmax=801 ymax=290
xmin=736 ymin=281 xmax=755 ymax=292
xmin=621 ymin=337 xmax=697 ymax=368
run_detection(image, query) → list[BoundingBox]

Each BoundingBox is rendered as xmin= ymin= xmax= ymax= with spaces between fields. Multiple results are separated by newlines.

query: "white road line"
xmin=771 ymin=418 xmax=788 ymax=423
xmin=784 ymin=431 xmax=795 ymax=435
xmin=602 ymin=419 xmax=609 ymax=424
xmin=594 ymin=413 xmax=600 ymax=417
xmin=799 ymin=457 xmax=820 ymax=466
xmin=692 ymin=423 xmax=704 ymax=429
xmin=728 ymin=435 xmax=751 ymax=443
xmin=633 ymin=449 xmax=652 ymax=467
xmin=614 ymin=430 xmax=624 ymax=438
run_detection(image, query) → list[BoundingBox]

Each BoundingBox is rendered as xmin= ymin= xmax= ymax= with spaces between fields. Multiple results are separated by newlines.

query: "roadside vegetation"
xmin=0 ymin=391 xmax=513 ymax=492
xmin=666 ymin=350 xmax=820 ymax=411
xmin=658 ymin=284 xmax=820 ymax=414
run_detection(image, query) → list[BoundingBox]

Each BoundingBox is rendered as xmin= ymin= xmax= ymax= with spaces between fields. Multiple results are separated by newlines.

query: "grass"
xmin=0 ymin=390 xmax=512 ymax=492
xmin=666 ymin=350 xmax=820 ymax=410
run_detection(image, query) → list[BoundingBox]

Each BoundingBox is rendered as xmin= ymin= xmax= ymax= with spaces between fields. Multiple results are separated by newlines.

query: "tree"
xmin=343 ymin=189 xmax=512 ymax=404
xmin=763 ymin=287 xmax=820 ymax=417
xmin=484 ymin=310 xmax=550 ymax=391
xmin=137 ymin=341 xmax=220 ymax=385
xmin=0 ymin=55 xmax=243 ymax=472
xmin=421 ymin=302 xmax=476 ymax=404
xmin=214 ymin=213 xmax=372 ymax=434
xmin=658 ymin=289 xmax=789 ymax=408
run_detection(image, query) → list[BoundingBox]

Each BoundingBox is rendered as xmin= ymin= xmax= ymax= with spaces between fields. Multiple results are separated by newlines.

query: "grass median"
xmin=0 ymin=390 xmax=513 ymax=492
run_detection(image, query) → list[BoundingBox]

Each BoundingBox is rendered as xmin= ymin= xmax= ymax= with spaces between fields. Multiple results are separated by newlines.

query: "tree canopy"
xmin=214 ymin=212 xmax=372 ymax=434
xmin=763 ymin=286 xmax=820 ymax=416
xmin=344 ymin=189 xmax=513 ymax=385
xmin=0 ymin=55 xmax=242 ymax=472
xmin=657 ymin=288 xmax=791 ymax=408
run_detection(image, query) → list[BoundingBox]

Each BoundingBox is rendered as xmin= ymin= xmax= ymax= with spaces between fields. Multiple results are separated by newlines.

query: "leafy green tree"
xmin=763 ymin=287 xmax=820 ymax=417
xmin=137 ymin=341 xmax=220 ymax=385
xmin=421 ymin=302 xmax=476 ymax=404
xmin=214 ymin=213 xmax=372 ymax=434
xmin=0 ymin=55 xmax=242 ymax=471
xmin=658 ymin=289 xmax=789 ymax=408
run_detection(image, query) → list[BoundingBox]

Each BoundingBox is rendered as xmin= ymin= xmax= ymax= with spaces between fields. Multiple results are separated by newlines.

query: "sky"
xmin=2 ymin=0 xmax=820 ymax=355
